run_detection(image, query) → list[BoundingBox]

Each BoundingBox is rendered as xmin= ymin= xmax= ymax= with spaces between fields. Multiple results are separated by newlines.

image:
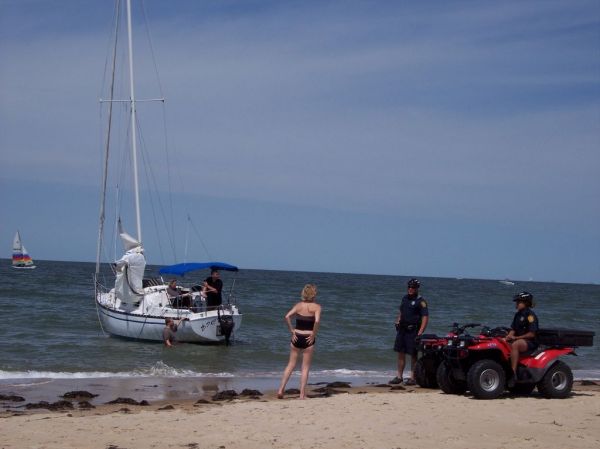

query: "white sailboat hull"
xmin=96 ymin=286 xmax=242 ymax=343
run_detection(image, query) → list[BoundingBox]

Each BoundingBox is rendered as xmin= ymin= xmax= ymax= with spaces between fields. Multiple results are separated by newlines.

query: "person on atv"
xmin=505 ymin=291 xmax=539 ymax=382
xmin=391 ymin=278 xmax=429 ymax=385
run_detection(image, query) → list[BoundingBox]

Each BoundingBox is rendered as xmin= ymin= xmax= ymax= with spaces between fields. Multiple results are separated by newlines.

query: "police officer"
xmin=505 ymin=291 xmax=539 ymax=380
xmin=391 ymin=278 xmax=429 ymax=385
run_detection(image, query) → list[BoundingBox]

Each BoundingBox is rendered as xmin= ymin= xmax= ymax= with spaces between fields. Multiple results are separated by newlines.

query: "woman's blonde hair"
xmin=301 ymin=284 xmax=318 ymax=302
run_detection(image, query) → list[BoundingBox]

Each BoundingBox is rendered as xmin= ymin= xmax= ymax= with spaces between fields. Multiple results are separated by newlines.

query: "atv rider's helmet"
xmin=513 ymin=291 xmax=534 ymax=308
xmin=407 ymin=278 xmax=420 ymax=289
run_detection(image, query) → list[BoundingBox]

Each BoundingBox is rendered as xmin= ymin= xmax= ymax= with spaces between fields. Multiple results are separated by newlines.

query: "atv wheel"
xmin=415 ymin=357 xmax=439 ymax=389
xmin=508 ymin=383 xmax=536 ymax=395
xmin=467 ymin=359 xmax=506 ymax=399
xmin=537 ymin=361 xmax=573 ymax=399
xmin=436 ymin=361 xmax=466 ymax=395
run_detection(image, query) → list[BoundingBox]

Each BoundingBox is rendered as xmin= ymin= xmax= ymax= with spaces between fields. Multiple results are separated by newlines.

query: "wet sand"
xmin=1 ymin=379 xmax=599 ymax=449
xmin=0 ymin=376 xmax=278 ymax=405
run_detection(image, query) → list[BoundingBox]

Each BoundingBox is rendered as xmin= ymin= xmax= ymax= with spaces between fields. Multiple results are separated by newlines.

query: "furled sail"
xmin=114 ymin=230 xmax=146 ymax=307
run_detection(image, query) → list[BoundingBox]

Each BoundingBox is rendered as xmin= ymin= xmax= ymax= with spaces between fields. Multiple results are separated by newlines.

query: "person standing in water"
xmin=162 ymin=317 xmax=188 ymax=347
xmin=277 ymin=284 xmax=322 ymax=399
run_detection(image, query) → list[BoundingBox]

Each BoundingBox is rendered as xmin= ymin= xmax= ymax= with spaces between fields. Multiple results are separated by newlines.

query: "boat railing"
xmin=225 ymin=278 xmax=237 ymax=306
xmin=94 ymin=275 xmax=110 ymax=295
xmin=168 ymin=297 xmax=237 ymax=315
xmin=142 ymin=277 xmax=163 ymax=288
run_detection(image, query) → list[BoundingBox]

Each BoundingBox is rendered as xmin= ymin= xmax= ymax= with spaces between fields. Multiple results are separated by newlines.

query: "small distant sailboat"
xmin=12 ymin=231 xmax=36 ymax=269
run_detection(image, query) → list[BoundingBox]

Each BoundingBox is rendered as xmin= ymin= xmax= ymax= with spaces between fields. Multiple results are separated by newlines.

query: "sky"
xmin=1 ymin=0 xmax=599 ymax=283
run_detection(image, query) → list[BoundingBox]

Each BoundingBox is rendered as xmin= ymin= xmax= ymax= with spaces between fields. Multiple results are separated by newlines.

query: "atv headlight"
xmin=447 ymin=339 xmax=454 ymax=346
xmin=459 ymin=340 xmax=467 ymax=348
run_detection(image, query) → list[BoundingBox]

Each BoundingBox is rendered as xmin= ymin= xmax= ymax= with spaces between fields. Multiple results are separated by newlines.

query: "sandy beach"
xmin=1 ymin=381 xmax=599 ymax=449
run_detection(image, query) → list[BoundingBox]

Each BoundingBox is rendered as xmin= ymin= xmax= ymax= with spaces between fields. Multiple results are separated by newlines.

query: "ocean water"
xmin=0 ymin=260 xmax=598 ymax=382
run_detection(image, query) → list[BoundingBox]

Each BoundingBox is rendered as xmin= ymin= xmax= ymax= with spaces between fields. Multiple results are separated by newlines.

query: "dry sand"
xmin=1 ymin=382 xmax=599 ymax=449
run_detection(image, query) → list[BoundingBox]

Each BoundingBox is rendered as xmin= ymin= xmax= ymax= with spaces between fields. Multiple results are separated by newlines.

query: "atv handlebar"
xmin=451 ymin=322 xmax=482 ymax=335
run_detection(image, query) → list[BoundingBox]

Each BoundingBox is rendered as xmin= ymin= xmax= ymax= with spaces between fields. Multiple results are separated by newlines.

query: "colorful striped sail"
xmin=12 ymin=231 xmax=36 ymax=269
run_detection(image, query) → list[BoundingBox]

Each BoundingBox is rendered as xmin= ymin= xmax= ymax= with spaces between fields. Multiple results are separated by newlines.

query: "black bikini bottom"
xmin=292 ymin=333 xmax=315 ymax=349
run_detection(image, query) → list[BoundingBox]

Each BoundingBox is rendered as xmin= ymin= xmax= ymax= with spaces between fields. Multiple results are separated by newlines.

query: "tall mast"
xmin=126 ymin=0 xmax=142 ymax=243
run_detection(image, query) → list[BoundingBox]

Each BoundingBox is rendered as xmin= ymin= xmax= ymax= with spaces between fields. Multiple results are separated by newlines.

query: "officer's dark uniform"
xmin=394 ymin=294 xmax=429 ymax=355
xmin=510 ymin=307 xmax=539 ymax=352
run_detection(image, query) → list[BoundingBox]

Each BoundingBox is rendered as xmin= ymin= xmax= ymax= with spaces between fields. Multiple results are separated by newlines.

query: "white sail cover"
xmin=114 ymin=232 xmax=146 ymax=305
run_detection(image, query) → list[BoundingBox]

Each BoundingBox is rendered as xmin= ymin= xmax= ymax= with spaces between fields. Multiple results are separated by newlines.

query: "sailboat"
xmin=12 ymin=231 xmax=36 ymax=269
xmin=499 ymin=279 xmax=515 ymax=286
xmin=93 ymin=0 xmax=242 ymax=343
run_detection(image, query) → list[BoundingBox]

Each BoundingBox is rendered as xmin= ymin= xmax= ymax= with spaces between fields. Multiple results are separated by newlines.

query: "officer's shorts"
xmin=394 ymin=328 xmax=418 ymax=355
xmin=525 ymin=340 xmax=539 ymax=352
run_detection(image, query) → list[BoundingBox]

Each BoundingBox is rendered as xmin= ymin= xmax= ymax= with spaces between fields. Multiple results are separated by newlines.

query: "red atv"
xmin=437 ymin=325 xmax=594 ymax=399
xmin=414 ymin=323 xmax=480 ymax=389
xmin=414 ymin=334 xmax=446 ymax=388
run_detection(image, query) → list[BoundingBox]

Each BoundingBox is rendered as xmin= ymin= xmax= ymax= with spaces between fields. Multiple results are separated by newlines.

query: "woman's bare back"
xmin=295 ymin=301 xmax=320 ymax=317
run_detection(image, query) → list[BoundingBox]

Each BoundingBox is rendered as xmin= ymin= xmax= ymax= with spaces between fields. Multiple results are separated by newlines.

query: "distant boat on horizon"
xmin=499 ymin=279 xmax=515 ymax=286
xmin=12 ymin=231 xmax=36 ymax=269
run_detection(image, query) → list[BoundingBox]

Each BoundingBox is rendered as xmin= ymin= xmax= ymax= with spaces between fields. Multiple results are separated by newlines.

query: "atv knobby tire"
xmin=537 ymin=361 xmax=573 ymax=399
xmin=415 ymin=356 xmax=439 ymax=389
xmin=467 ymin=359 xmax=506 ymax=399
xmin=436 ymin=361 xmax=466 ymax=395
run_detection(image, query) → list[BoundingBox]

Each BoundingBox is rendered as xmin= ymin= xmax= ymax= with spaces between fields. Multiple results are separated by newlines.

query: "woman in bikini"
xmin=277 ymin=284 xmax=322 ymax=399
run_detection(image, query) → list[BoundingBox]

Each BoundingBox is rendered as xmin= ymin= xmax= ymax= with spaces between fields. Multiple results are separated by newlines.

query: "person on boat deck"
xmin=391 ymin=278 xmax=429 ymax=386
xmin=166 ymin=279 xmax=192 ymax=308
xmin=162 ymin=317 xmax=188 ymax=347
xmin=505 ymin=292 xmax=539 ymax=380
xmin=203 ymin=269 xmax=223 ymax=311
xmin=277 ymin=284 xmax=322 ymax=400
xmin=191 ymin=288 xmax=207 ymax=312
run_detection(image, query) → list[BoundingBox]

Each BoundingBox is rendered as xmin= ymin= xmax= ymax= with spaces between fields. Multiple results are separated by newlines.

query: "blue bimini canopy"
xmin=159 ymin=262 xmax=239 ymax=277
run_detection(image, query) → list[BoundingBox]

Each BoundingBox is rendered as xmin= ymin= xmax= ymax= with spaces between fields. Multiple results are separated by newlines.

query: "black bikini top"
xmin=295 ymin=314 xmax=315 ymax=331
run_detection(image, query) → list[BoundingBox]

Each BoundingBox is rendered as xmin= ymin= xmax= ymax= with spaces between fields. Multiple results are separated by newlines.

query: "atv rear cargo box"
xmin=537 ymin=328 xmax=595 ymax=347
